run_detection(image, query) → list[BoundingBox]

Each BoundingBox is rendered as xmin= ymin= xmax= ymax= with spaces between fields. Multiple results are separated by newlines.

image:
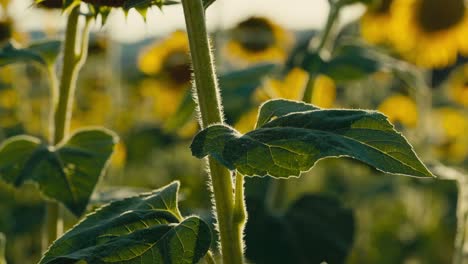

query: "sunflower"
xmin=390 ymin=0 xmax=468 ymax=68
xmin=431 ymin=107 xmax=468 ymax=162
xmin=311 ymin=74 xmax=336 ymax=108
xmin=360 ymin=0 xmax=397 ymax=44
xmin=378 ymin=94 xmax=418 ymax=127
xmin=225 ymin=16 xmax=293 ymax=65
xmin=136 ymin=31 xmax=195 ymax=134
xmin=446 ymin=64 xmax=468 ymax=107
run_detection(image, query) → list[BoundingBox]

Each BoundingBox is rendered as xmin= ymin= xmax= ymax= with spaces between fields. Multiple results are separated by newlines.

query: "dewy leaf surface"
xmin=40 ymin=182 xmax=212 ymax=264
xmin=0 ymin=128 xmax=118 ymax=216
xmin=191 ymin=100 xmax=433 ymax=178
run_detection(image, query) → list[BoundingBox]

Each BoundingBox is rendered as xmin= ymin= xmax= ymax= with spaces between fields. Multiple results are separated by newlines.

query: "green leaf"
xmin=245 ymin=194 xmax=355 ymax=264
xmin=40 ymin=182 xmax=212 ymax=264
xmin=0 ymin=233 xmax=5 ymax=264
xmin=321 ymin=44 xmax=382 ymax=82
xmin=0 ymin=40 xmax=61 ymax=68
xmin=0 ymin=128 xmax=118 ymax=216
xmin=191 ymin=99 xmax=433 ymax=178
xmin=203 ymin=0 xmax=215 ymax=9
xmin=256 ymin=99 xmax=319 ymax=128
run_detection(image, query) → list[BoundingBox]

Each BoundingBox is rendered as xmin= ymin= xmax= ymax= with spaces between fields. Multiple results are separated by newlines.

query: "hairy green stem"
xmin=181 ymin=0 xmax=244 ymax=263
xmin=44 ymin=5 xmax=91 ymax=248
xmin=232 ymin=172 xmax=247 ymax=253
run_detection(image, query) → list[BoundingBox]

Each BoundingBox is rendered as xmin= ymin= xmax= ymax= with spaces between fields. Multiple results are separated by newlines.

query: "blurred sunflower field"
xmin=0 ymin=0 xmax=467 ymax=263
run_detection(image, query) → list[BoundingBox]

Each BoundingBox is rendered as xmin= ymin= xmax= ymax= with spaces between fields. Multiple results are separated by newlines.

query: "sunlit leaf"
xmin=0 ymin=40 xmax=61 ymax=68
xmin=256 ymin=99 xmax=318 ymax=128
xmin=40 ymin=182 xmax=212 ymax=264
xmin=0 ymin=128 xmax=118 ymax=216
xmin=191 ymin=99 xmax=433 ymax=178
xmin=245 ymin=194 xmax=355 ymax=264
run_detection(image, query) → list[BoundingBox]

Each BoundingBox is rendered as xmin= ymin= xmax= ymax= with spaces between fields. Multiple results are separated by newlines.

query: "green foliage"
xmin=0 ymin=40 xmax=61 ymax=68
xmin=0 ymin=128 xmax=117 ymax=217
xmin=40 ymin=182 xmax=212 ymax=264
xmin=0 ymin=233 xmax=5 ymax=264
xmin=220 ymin=63 xmax=277 ymax=122
xmin=191 ymin=99 xmax=433 ymax=178
xmin=245 ymin=194 xmax=355 ymax=264
xmin=299 ymin=44 xmax=383 ymax=83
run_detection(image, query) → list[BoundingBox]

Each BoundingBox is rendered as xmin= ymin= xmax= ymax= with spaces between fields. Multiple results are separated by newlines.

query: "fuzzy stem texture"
xmin=44 ymin=5 xmax=91 ymax=248
xmin=181 ymin=0 xmax=245 ymax=263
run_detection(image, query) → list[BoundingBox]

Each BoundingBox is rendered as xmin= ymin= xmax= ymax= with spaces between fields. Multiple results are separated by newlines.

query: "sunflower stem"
xmin=182 ymin=0 xmax=243 ymax=264
xmin=181 ymin=0 xmax=245 ymax=263
xmin=302 ymin=0 xmax=343 ymax=102
xmin=44 ymin=5 xmax=91 ymax=249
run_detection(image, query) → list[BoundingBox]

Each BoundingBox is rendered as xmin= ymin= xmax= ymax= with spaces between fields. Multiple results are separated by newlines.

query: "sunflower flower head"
xmin=360 ymin=0 xmax=396 ymax=44
xmin=378 ymin=94 xmax=418 ymax=127
xmin=311 ymin=74 xmax=336 ymax=108
xmin=136 ymin=31 xmax=192 ymax=125
xmin=431 ymin=107 xmax=468 ymax=162
xmin=226 ymin=16 xmax=293 ymax=65
xmin=447 ymin=64 xmax=468 ymax=107
xmin=0 ymin=19 xmax=13 ymax=44
xmin=236 ymin=68 xmax=309 ymax=133
xmin=36 ymin=0 xmax=63 ymax=9
xmin=138 ymin=30 xmax=191 ymax=85
xmin=390 ymin=0 xmax=468 ymax=68
xmin=110 ymin=141 xmax=127 ymax=169
xmin=255 ymin=67 xmax=309 ymax=102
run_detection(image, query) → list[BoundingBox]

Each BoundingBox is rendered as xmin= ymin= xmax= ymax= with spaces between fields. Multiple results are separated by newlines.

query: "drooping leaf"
xmin=40 ymin=182 xmax=212 ymax=264
xmin=0 ymin=40 xmax=61 ymax=68
xmin=0 ymin=128 xmax=118 ymax=216
xmin=245 ymin=194 xmax=355 ymax=264
xmin=191 ymin=99 xmax=433 ymax=178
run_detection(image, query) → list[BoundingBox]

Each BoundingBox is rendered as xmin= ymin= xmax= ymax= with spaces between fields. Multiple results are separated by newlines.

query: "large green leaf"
xmin=40 ymin=182 xmax=212 ymax=264
xmin=191 ymin=99 xmax=433 ymax=178
xmin=245 ymin=194 xmax=355 ymax=264
xmin=0 ymin=128 xmax=117 ymax=216
xmin=0 ymin=40 xmax=61 ymax=68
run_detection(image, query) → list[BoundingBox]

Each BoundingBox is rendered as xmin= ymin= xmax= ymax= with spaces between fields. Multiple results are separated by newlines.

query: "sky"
xmin=8 ymin=0 xmax=364 ymax=42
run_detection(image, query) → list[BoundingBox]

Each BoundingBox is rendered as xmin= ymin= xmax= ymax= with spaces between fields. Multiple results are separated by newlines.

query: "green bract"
xmin=39 ymin=182 xmax=212 ymax=264
xmin=191 ymin=99 xmax=433 ymax=178
xmin=0 ymin=128 xmax=117 ymax=216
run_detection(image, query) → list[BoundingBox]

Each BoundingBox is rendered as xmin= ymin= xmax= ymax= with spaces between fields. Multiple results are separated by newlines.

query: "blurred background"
xmin=0 ymin=0 xmax=467 ymax=263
